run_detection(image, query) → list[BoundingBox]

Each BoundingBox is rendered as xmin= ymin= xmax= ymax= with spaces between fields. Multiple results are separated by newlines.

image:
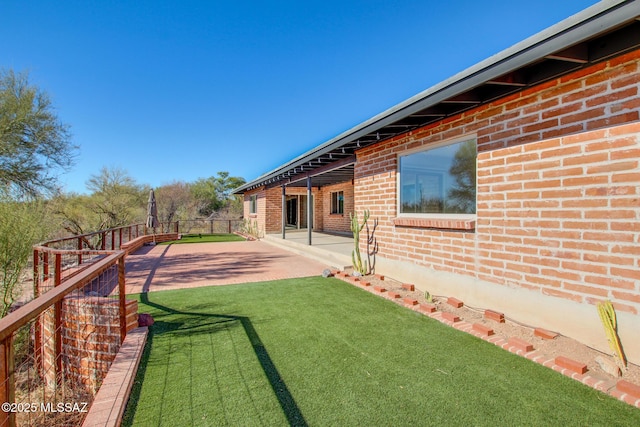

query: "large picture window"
xmin=399 ymin=138 xmax=476 ymax=215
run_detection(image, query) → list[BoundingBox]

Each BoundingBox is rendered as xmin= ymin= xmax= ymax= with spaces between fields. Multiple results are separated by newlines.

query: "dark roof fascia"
xmin=233 ymin=0 xmax=640 ymax=195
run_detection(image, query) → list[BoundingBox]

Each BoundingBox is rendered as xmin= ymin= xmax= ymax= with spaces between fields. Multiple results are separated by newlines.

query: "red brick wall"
xmin=243 ymin=187 xmax=281 ymax=235
xmin=243 ymin=188 xmax=262 ymax=233
xmin=321 ymin=181 xmax=354 ymax=234
xmin=41 ymin=297 xmax=138 ymax=393
xmin=264 ymin=187 xmax=282 ymax=233
xmin=355 ymin=49 xmax=640 ymax=315
xmin=477 ymin=122 xmax=640 ymax=314
xmin=314 ymin=189 xmax=323 ymax=231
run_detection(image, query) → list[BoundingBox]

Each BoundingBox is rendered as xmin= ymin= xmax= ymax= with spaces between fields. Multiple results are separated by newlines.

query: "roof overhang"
xmin=233 ymin=0 xmax=640 ymax=194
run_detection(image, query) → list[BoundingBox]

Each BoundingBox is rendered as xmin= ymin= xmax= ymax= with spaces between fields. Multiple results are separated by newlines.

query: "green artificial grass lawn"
xmin=123 ymin=277 xmax=640 ymax=427
xmin=159 ymin=233 xmax=245 ymax=245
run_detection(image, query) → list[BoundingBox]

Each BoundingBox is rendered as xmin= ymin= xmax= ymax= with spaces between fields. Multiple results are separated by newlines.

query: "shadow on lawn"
xmin=125 ymin=292 xmax=308 ymax=427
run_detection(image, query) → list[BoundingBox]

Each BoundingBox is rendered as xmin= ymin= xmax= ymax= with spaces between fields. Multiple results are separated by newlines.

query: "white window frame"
xmin=396 ymin=135 xmax=477 ymax=221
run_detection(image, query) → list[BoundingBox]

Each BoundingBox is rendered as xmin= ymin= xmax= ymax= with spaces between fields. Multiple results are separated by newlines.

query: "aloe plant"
xmin=425 ymin=291 xmax=433 ymax=303
xmin=242 ymin=218 xmax=261 ymax=239
xmin=597 ymin=300 xmax=626 ymax=371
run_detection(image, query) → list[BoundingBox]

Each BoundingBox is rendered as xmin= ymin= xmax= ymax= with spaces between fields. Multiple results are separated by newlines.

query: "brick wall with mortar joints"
xmin=315 ymin=189 xmax=324 ymax=231
xmin=300 ymin=193 xmax=308 ymax=229
xmin=264 ymin=186 xmax=282 ymax=233
xmin=243 ymin=187 xmax=263 ymax=226
xmin=354 ymin=49 xmax=640 ymax=314
xmin=41 ymin=297 xmax=139 ymax=394
xmin=243 ymin=186 xmax=278 ymax=235
xmin=321 ymin=181 xmax=354 ymax=234
xmin=478 ymin=123 xmax=640 ymax=314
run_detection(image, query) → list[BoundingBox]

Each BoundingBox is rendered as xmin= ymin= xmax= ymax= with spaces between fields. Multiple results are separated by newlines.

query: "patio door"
xmin=286 ymin=197 xmax=298 ymax=226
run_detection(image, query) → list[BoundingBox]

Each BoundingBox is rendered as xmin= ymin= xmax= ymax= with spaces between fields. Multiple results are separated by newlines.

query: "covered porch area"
xmin=277 ymin=155 xmax=355 ymax=244
xmin=236 ymin=155 xmax=356 ymax=247
xmin=263 ymin=230 xmax=354 ymax=270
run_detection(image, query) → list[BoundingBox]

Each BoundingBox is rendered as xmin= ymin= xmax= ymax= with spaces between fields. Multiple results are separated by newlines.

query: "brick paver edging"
xmin=82 ymin=327 xmax=149 ymax=427
xmin=336 ymin=273 xmax=640 ymax=409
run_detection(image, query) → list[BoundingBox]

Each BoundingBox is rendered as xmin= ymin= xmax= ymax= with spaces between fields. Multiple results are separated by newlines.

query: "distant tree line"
xmin=0 ymin=67 xmax=245 ymax=315
xmin=52 ymin=167 xmax=245 ymax=237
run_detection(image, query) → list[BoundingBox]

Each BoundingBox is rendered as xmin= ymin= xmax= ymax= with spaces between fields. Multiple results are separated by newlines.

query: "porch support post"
xmin=297 ymin=195 xmax=301 ymax=230
xmin=307 ymin=177 xmax=312 ymax=246
xmin=281 ymin=184 xmax=286 ymax=240
xmin=118 ymin=257 xmax=127 ymax=343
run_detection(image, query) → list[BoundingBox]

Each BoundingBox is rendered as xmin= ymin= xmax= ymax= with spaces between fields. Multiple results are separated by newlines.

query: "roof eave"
xmin=233 ymin=0 xmax=640 ymax=195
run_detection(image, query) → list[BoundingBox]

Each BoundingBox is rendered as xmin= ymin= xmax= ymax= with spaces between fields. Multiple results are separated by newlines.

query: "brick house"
xmin=233 ymin=1 xmax=640 ymax=363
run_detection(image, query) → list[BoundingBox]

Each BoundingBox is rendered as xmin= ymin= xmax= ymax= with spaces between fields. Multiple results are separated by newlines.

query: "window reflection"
xmin=399 ymin=139 xmax=476 ymax=214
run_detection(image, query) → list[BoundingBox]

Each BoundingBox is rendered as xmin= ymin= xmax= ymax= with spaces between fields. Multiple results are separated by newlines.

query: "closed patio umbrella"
xmin=146 ymin=189 xmax=159 ymax=240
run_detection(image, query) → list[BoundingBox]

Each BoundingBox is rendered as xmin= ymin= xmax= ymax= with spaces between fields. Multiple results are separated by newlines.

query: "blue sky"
xmin=1 ymin=0 xmax=599 ymax=194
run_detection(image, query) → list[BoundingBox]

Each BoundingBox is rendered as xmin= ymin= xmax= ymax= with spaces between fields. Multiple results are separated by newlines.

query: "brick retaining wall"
xmin=41 ymin=296 xmax=139 ymax=394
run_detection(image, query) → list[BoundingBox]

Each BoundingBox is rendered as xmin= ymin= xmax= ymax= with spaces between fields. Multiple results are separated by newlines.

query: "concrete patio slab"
xmin=262 ymin=231 xmax=353 ymax=269
xmin=124 ymin=240 xmax=332 ymax=294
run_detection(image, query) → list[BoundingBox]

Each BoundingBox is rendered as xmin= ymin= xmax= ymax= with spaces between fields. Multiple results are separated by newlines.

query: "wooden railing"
xmin=0 ymin=222 xmax=174 ymax=426
xmin=39 ymin=222 xmax=161 ymax=252
xmin=0 ymin=250 xmax=126 ymax=427
xmin=0 ymin=219 xmax=242 ymax=426
xmin=35 ymin=218 xmax=241 ymax=257
xmin=174 ymin=219 xmax=243 ymax=235
xmin=34 ymin=224 xmax=153 ymax=295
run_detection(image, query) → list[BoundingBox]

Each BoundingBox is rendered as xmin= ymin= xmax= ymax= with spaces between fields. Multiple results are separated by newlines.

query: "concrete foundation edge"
xmin=375 ymin=256 xmax=640 ymax=366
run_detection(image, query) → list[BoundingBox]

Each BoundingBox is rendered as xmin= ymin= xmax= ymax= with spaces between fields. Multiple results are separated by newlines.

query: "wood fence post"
xmin=54 ymin=254 xmax=62 ymax=386
xmin=77 ymin=237 xmax=83 ymax=266
xmin=32 ymin=250 xmax=43 ymax=385
xmin=43 ymin=251 xmax=49 ymax=280
xmin=118 ymin=258 xmax=127 ymax=343
xmin=32 ymin=249 xmax=39 ymax=297
xmin=0 ymin=337 xmax=15 ymax=427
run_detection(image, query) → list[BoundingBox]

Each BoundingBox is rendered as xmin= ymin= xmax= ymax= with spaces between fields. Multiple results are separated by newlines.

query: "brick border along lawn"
xmin=124 ymin=240 xmax=331 ymax=294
